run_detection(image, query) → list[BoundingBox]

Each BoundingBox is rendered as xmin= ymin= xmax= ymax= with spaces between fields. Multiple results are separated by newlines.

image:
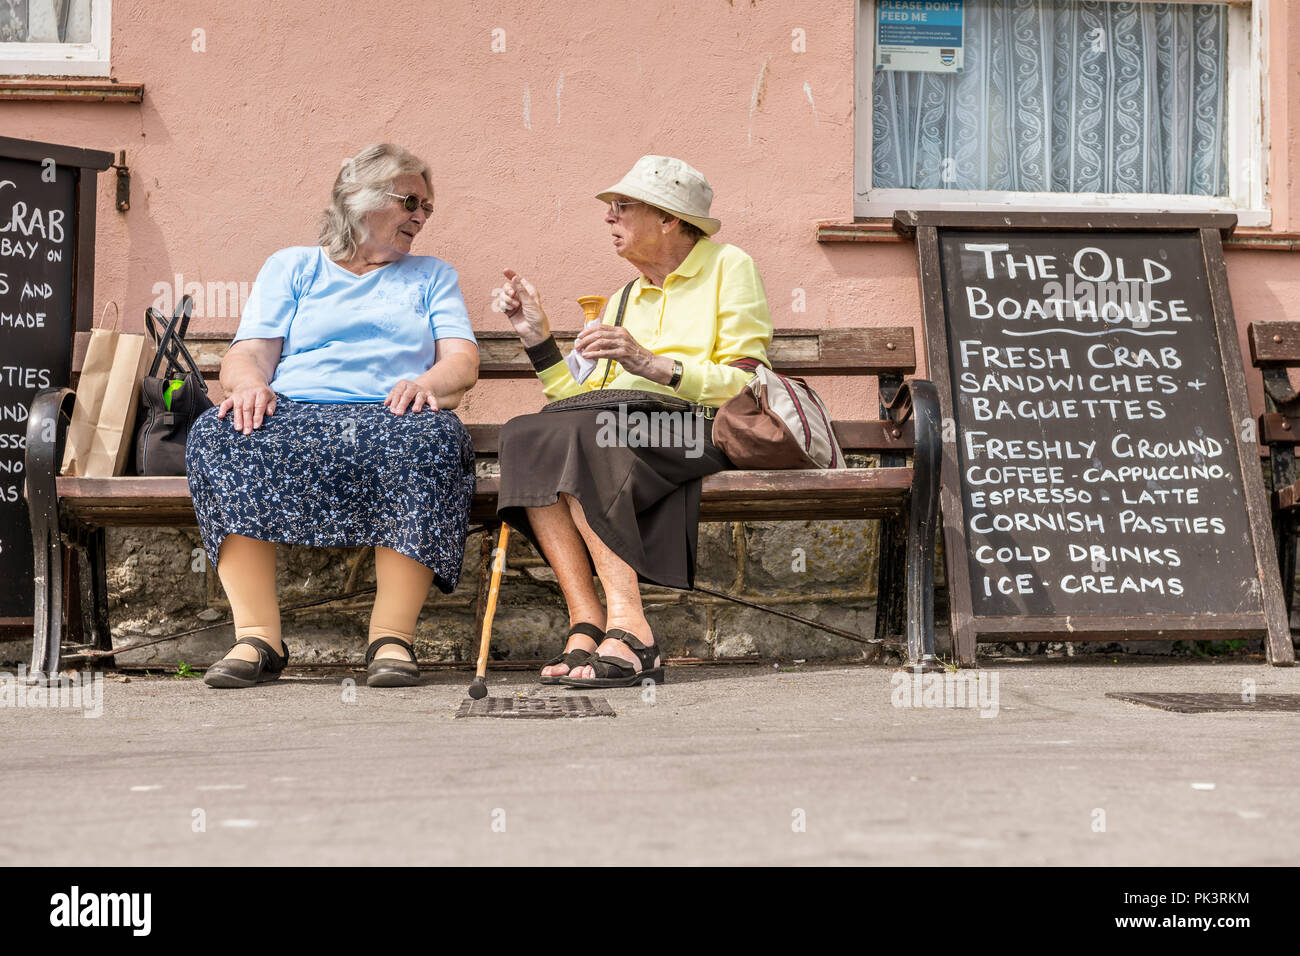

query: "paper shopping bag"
xmin=61 ymin=321 xmax=153 ymax=477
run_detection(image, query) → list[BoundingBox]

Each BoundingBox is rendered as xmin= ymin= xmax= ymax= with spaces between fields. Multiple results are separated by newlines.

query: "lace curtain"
xmin=0 ymin=1 xmax=92 ymax=44
xmin=871 ymin=1 xmax=1229 ymax=196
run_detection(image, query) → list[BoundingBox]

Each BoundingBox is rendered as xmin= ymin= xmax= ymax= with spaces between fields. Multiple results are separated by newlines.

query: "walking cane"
xmin=468 ymin=523 xmax=511 ymax=699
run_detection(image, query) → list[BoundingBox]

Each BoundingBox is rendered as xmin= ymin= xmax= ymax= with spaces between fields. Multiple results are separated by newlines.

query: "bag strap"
xmin=146 ymin=298 xmax=189 ymax=376
xmin=146 ymin=296 xmax=206 ymax=389
xmin=597 ymin=280 xmax=637 ymax=390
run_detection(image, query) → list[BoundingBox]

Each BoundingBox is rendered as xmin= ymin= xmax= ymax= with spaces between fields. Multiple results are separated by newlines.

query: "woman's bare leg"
xmin=216 ymin=534 xmax=282 ymax=663
xmin=369 ymin=547 xmax=434 ymax=660
xmin=526 ymin=496 xmax=606 ymax=675
xmin=562 ymin=495 xmax=655 ymax=679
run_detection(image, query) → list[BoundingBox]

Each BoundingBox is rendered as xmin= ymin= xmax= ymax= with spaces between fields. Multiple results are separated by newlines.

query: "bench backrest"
xmin=1248 ymin=321 xmax=1300 ymax=444
xmin=69 ymin=326 xmax=920 ymax=455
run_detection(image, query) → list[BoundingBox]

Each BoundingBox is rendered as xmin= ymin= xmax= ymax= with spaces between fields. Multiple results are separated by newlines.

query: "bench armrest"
xmin=25 ymin=387 xmax=77 ymax=527
xmin=891 ymin=379 xmax=942 ymax=667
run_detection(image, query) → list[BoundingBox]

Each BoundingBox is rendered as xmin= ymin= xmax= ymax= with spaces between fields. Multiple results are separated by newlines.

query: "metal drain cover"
xmin=1107 ymin=692 xmax=1300 ymax=714
xmin=455 ymin=695 xmax=616 ymax=719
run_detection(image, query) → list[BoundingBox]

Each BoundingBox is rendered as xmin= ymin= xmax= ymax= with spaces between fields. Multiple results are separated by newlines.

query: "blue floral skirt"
xmin=185 ymin=396 xmax=477 ymax=593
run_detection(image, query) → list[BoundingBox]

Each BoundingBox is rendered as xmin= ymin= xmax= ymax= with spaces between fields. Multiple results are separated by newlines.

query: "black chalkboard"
xmin=896 ymin=211 xmax=1293 ymax=667
xmin=0 ymin=137 xmax=112 ymax=623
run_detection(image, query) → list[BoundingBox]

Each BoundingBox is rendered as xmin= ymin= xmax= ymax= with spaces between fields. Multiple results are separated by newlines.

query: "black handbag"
xmin=541 ymin=387 xmax=701 ymax=415
xmin=134 ymin=295 xmax=214 ymax=476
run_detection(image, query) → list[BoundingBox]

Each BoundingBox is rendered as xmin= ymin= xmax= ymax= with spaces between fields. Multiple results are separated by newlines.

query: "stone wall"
xmin=1 ymin=510 xmax=1279 ymax=669
xmin=86 ymin=516 xmax=897 ymax=669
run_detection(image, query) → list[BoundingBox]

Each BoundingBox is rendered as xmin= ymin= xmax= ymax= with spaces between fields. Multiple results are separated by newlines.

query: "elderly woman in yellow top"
xmin=493 ymin=155 xmax=772 ymax=687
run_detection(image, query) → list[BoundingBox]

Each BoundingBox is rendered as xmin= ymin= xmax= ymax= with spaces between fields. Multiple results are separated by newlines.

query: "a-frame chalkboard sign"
xmin=894 ymin=211 xmax=1294 ymax=668
xmin=0 ymin=136 xmax=113 ymax=628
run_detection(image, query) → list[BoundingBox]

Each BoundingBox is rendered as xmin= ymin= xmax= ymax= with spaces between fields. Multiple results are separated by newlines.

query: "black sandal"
xmin=203 ymin=636 xmax=290 ymax=688
xmin=539 ymin=622 xmax=604 ymax=684
xmin=557 ymin=628 xmax=664 ymax=688
xmin=366 ymin=637 xmax=421 ymax=687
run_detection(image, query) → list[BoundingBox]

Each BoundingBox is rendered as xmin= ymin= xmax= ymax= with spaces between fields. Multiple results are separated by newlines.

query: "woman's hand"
xmin=492 ymin=269 xmax=551 ymax=347
xmin=217 ymin=384 xmax=277 ymax=435
xmin=575 ymin=325 xmax=673 ymax=383
xmin=385 ymin=379 xmax=438 ymax=414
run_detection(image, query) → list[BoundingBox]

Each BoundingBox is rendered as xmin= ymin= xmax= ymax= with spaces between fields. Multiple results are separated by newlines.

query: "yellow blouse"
xmin=536 ymin=238 xmax=773 ymax=406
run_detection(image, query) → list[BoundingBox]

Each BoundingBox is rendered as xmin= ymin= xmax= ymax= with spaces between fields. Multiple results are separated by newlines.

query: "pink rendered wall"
xmin=2 ymin=0 xmax=1297 ymax=419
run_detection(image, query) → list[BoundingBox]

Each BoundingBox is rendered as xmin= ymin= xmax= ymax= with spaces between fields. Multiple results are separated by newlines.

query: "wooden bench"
xmin=1249 ymin=319 xmax=1300 ymax=611
xmin=24 ymin=327 xmax=942 ymax=678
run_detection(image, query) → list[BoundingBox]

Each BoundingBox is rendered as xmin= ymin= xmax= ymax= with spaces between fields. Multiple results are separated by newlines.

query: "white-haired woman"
xmin=187 ymin=143 xmax=480 ymax=689
xmin=493 ymin=155 xmax=772 ymax=687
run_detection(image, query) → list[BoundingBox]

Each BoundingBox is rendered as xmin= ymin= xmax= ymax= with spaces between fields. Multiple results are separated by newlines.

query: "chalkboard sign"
xmin=895 ymin=211 xmax=1293 ymax=667
xmin=0 ymin=137 xmax=112 ymax=624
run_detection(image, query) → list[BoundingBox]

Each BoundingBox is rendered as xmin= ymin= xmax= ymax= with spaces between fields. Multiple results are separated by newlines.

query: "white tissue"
xmin=565 ymin=318 xmax=601 ymax=383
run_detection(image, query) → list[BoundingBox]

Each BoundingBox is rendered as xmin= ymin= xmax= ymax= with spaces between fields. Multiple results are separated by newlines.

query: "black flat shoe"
xmin=539 ymin=622 xmax=604 ymax=684
xmin=366 ymin=637 xmax=421 ymax=687
xmin=203 ymin=636 xmax=290 ymax=688
xmin=557 ymin=628 xmax=664 ymax=688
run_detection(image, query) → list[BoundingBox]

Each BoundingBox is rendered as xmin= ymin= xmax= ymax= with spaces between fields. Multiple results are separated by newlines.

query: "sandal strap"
xmin=600 ymin=628 xmax=661 ymax=672
xmin=589 ymin=654 xmax=638 ymax=679
xmin=234 ymin=636 xmax=289 ymax=674
xmin=544 ymin=647 xmax=595 ymax=668
xmin=567 ymin=622 xmax=604 ymax=642
xmin=544 ymin=622 xmax=603 ymax=667
xmin=366 ymin=636 xmax=416 ymax=665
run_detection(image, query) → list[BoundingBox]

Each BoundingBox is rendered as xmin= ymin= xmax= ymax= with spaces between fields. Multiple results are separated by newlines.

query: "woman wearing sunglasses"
xmin=187 ymin=143 xmax=480 ymax=689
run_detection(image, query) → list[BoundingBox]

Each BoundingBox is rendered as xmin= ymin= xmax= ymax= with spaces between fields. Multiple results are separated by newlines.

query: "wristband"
xmin=524 ymin=335 xmax=563 ymax=373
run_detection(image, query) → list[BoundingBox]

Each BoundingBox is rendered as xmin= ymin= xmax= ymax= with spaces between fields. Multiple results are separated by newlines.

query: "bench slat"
xmin=76 ymin=326 xmax=918 ymax=379
xmin=56 ymin=468 xmax=915 ymax=527
xmin=1248 ymin=321 xmax=1300 ymax=367
xmin=464 ymin=420 xmax=914 ymax=455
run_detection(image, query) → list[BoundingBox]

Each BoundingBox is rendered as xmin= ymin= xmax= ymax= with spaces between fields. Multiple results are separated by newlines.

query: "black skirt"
xmin=496 ymin=407 xmax=730 ymax=589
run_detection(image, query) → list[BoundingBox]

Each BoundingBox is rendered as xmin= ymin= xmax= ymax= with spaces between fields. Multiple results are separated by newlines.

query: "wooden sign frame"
xmin=894 ymin=210 xmax=1294 ymax=668
xmin=0 ymin=136 xmax=113 ymax=632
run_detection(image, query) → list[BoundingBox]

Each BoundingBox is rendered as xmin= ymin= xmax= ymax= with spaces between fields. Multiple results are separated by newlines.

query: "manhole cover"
xmin=1107 ymin=692 xmax=1300 ymax=714
xmin=455 ymin=695 xmax=616 ymax=719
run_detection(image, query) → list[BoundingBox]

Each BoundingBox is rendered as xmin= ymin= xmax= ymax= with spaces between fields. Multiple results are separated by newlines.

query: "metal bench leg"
xmin=25 ymin=388 xmax=75 ymax=683
xmin=87 ymin=527 xmax=115 ymax=659
xmin=1268 ymin=442 xmax=1297 ymax=614
xmin=903 ymin=380 xmax=944 ymax=671
xmin=874 ymin=509 xmax=907 ymax=643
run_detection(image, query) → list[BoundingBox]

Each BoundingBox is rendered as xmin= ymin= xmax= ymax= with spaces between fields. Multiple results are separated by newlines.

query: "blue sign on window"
xmin=877 ymin=0 xmax=964 ymax=73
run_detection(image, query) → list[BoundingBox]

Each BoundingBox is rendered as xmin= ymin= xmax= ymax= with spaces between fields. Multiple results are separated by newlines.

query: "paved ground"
xmin=1 ymin=657 xmax=1297 ymax=865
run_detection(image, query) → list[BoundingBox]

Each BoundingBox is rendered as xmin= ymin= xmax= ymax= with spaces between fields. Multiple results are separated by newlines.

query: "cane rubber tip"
xmin=468 ymin=678 xmax=487 ymax=700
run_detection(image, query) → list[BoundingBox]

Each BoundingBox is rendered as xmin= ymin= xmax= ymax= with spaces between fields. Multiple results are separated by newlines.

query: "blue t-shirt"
xmin=231 ymin=246 xmax=477 ymax=403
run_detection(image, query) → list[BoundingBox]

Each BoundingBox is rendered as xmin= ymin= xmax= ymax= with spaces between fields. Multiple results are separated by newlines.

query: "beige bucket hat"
xmin=596 ymin=155 xmax=721 ymax=236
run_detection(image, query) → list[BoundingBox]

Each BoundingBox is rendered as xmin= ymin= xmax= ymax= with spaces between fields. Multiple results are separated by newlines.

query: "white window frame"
xmin=855 ymin=0 xmax=1270 ymax=226
xmin=0 ymin=0 xmax=111 ymax=77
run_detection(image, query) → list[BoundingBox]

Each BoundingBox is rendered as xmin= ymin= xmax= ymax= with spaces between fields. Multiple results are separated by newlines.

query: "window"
xmin=0 ymin=0 xmax=110 ymax=77
xmin=855 ymin=1 xmax=1267 ymax=225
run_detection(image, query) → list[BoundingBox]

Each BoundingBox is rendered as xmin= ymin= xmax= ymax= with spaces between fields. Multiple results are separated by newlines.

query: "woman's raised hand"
xmin=492 ymin=269 xmax=551 ymax=346
xmin=217 ymin=384 xmax=278 ymax=435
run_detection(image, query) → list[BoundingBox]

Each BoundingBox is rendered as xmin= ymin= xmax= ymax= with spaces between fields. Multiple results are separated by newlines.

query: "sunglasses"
xmin=386 ymin=192 xmax=434 ymax=215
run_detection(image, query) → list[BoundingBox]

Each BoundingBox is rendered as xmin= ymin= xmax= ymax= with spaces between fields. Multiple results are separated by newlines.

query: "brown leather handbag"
xmin=713 ymin=358 xmax=845 ymax=469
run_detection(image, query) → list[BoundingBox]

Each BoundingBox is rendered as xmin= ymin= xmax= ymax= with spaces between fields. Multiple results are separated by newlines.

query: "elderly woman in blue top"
xmin=186 ymin=143 xmax=479 ymax=690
